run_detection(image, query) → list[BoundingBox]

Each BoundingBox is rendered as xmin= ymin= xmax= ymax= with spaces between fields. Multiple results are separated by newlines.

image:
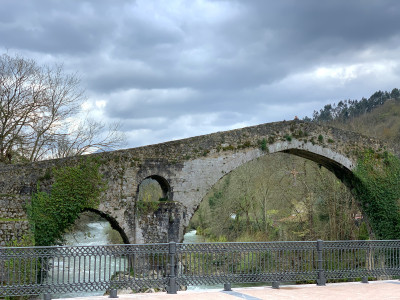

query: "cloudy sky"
xmin=1 ymin=0 xmax=400 ymax=148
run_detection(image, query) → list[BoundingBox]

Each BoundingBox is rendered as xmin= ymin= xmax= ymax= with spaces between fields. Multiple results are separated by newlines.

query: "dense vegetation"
xmin=27 ymin=158 xmax=105 ymax=246
xmin=189 ymin=153 xmax=364 ymax=242
xmin=353 ymin=150 xmax=400 ymax=239
xmin=309 ymin=88 xmax=399 ymax=123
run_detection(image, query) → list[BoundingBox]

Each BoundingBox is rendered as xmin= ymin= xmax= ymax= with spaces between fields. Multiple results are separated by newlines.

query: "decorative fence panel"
xmin=1 ymin=240 xmax=399 ymax=298
xmin=323 ymin=240 xmax=400 ymax=280
xmin=175 ymin=241 xmax=317 ymax=287
xmin=0 ymin=243 xmax=170 ymax=297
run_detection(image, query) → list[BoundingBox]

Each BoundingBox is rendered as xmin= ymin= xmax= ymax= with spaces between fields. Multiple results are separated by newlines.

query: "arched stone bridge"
xmin=0 ymin=121 xmax=391 ymax=245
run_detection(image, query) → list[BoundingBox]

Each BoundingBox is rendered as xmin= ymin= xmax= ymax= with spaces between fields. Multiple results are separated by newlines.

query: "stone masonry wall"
xmin=0 ymin=194 xmax=30 ymax=246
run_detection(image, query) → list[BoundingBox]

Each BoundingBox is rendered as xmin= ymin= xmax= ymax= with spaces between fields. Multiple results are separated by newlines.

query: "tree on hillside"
xmin=0 ymin=53 xmax=125 ymax=163
xmin=309 ymin=89 xmax=395 ymax=123
xmin=391 ymin=88 xmax=400 ymax=100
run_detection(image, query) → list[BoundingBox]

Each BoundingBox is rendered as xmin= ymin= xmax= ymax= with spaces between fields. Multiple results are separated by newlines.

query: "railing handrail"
xmin=3 ymin=239 xmax=399 ymax=250
xmin=1 ymin=239 xmax=399 ymax=298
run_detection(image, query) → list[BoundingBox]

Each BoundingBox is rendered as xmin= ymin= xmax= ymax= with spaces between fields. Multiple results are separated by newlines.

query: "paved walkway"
xmin=59 ymin=280 xmax=400 ymax=300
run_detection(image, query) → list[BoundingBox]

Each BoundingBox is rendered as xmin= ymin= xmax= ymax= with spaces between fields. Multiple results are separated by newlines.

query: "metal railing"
xmin=1 ymin=240 xmax=399 ymax=298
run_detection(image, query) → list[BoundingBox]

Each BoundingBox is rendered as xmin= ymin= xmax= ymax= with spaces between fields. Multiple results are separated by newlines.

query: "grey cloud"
xmin=216 ymin=1 xmax=400 ymax=67
xmin=87 ymin=1 xmax=400 ymax=95
xmin=104 ymin=86 xmax=276 ymax=123
xmin=0 ymin=0 xmax=122 ymax=54
xmin=1 ymin=0 xmax=400 ymax=148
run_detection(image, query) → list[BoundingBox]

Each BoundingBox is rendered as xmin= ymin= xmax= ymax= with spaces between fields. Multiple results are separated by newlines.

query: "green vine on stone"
xmin=259 ymin=138 xmax=267 ymax=151
xmin=27 ymin=158 xmax=106 ymax=246
xmin=136 ymin=200 xmax=160 ymax=215
xmin=353 ymin=149 xmax=400 ymax=239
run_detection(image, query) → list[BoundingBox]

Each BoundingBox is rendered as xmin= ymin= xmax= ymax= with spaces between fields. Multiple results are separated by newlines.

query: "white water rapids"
xmin=52 ymin=222 xmax=206 ymax=298
xmin=51 ymin=221 xmax=119 ymax=298
xmin=51 ymin=223 xmax=262 ymax=298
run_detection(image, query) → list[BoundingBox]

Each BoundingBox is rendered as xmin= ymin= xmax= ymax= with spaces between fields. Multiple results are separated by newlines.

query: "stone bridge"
xmin=0 ymin=120 xmax=391 ymax=245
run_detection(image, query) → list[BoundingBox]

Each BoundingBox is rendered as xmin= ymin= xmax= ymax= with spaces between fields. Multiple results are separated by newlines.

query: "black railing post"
xmin=167 ymin=241 xmax=177 ymax=294
xmin=43 ymin=294 xmax=52 ymax=300
xmin=316 ymin=239 xmax=326 ymax=286
xmin=109 ymin=289 xmax=118 ymax=298
xmin=223 ymin=283 xmax=231 ymax=291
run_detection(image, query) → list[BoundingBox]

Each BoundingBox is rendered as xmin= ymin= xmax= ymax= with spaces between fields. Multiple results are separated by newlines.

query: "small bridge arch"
xmin=83 ymin=208 xmax=130 ymax=244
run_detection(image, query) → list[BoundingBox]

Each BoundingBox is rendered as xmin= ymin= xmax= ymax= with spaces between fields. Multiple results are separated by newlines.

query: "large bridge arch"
xmin=167 ymin=139 xmax=360 ymax=242
xmin=0 ymin=120 xmax=394 ymax=245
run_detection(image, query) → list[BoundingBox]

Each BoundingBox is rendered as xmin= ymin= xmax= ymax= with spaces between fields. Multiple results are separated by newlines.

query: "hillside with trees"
xmin=329 ymin=99 xmax=400 ymax=145
xmin=309 ymin=88 xmax=399 ymax=124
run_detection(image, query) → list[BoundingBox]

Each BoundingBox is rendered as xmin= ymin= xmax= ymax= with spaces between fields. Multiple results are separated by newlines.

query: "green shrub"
xmin=353 ymin=150 xmax=400 ymax=239
xmin=260 ymin=138 xmax=267 ymax=151
xmin=136 ymin=201 xmax=160 ymax=215
xmin=284 ymin=134 xmax=292 ymax=142
xmin=28 ymin=158 xmax=105 ymax=246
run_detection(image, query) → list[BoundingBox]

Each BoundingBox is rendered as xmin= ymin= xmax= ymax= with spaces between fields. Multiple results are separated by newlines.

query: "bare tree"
xmin=53 ymin=118 xmax=126 ymax=158
xmin=0 ymin=53 xmax=125 ymax=163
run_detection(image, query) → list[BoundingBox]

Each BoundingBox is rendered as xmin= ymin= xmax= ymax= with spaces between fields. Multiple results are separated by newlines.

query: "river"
xmin=52 ymin=220 xmax=118 ymax=298
xmin=54 ymin=222 xmax=208 ymax=297
xmin=54 ymin=222 xmax=263 ymax=297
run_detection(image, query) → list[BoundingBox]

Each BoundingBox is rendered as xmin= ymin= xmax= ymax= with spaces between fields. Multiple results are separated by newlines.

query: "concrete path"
xmin=59 ymin=280 xmax=400 ymax=300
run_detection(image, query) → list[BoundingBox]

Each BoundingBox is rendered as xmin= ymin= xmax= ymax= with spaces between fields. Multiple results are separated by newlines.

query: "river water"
xmin=52 ymin=220 xmax=118 ymax=298
xmin=182 ymin=229 xmax=205 ymax=243
xmin=54 ymin=223 xmax=207 ymax=297
xmin=53 ymin=223 xmax=263 ymax=297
